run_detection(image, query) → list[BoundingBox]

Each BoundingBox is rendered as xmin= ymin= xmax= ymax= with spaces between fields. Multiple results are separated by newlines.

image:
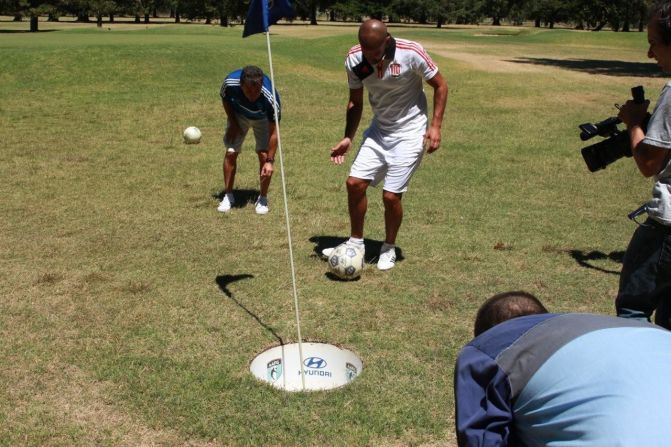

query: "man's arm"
xmin=424 ymin=72 xmax=448 ymax=153
xmin=619 ymin=99 xmax=671 ymax=177
xmin=260 ymin=121 xmax=278 ymax=177
xmin=454 ymin=346 xmax=514 ymax=447
xmin=222 ymin=98 xmax=242 ymax=141
xmin=330 ymin=87 xmax=364 ymax=165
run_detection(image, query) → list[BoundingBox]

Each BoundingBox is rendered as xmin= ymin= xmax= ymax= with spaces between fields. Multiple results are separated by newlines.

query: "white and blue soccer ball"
xmin=183 ymin=126 xmax=202 ymax=144
xmin=328 ymin=245 xmax=365 ymax=279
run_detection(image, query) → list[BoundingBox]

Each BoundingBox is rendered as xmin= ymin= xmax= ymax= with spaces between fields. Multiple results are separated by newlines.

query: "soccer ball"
xmin=183 ymin=126 xmax=202 ymax=144
xmin=328 ymin=244 xmax=365 ymax=279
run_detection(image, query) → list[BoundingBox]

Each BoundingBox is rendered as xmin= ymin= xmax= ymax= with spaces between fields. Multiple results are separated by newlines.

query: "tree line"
xmin=1 ymin=0 xmax=653 ymax=33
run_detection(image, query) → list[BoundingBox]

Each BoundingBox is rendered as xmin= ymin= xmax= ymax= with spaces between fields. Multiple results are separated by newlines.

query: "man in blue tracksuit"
xmin=454 ymin=291 xmax=671 ymax=446
xmin=218 ymin=65 xmax=281 ymax=215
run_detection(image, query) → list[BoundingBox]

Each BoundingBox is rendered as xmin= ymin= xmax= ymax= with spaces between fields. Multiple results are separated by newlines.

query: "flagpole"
xmin=264 ymin=30 xmax=306 ymax=391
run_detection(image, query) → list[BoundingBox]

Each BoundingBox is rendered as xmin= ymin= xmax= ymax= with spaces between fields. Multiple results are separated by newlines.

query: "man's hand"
xmin=261 ymin=161 xmax=273 ymax=177
xmin=330 ymin=137 xmax=352 ymax=165
xmin=424 ymin=125 xmax=442 ymax=153
xmin=618 ymin=99 xmax=650 ymax=128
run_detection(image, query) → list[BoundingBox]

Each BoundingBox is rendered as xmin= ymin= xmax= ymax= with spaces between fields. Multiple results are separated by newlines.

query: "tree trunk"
xmin=30 ymin=15 xmax=38 ymax=32
xmin=492 ymin=16 xmax=501 ymax=26
xmin=13 ymin=14 xmax=22 ymax=21
xmin=109 ymin=14 xmax=114 ymax=23
xmin=47 ymin=13 xmax=59 ymax=21
xmin=220 ymin=15 xmax=227 ymax=26
xmin=97 ymin=14 xmax=103 ymax=27
xmin=135 ymin=15 xmax=140 ymax=23
xmin=534 ymin=18 xmax=540 ymax=27
xmin=175 ymin=11 xmax=181 ymax=23
xmin=310 ymin=3 xmax=317 ymax=25
xmin=144 ymin=13 xmax=149 ymax=23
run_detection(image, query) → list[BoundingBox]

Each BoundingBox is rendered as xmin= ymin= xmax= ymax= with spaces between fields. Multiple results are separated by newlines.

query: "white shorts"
xmin=223 ymin=113 xmax=269 ymax=153
xmin=349 ymin=126 xmax=425 ymax=193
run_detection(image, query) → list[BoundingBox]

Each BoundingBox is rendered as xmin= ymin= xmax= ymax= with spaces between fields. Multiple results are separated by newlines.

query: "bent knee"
xmin=346 ymin=177 xmax=369 ymax=193
xmin=382 ymin=190 xmax=402 ymax=203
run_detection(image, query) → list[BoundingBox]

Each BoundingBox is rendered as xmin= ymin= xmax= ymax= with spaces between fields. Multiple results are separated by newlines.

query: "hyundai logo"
xmin=304 ymin=357 xmax=327 ymax=369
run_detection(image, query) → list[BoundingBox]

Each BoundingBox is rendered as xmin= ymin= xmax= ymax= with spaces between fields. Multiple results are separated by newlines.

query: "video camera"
xmin=579 ymin=86 xmax=647 ymax=172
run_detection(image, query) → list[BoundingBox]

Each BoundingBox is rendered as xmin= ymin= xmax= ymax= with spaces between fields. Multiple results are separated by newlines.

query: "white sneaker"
xmin=377 ymin=244 xmax=396 ymax=271
xmin=217 ymin=194 xmax=235 ymax=213
xmin=255 ymin=196 xmax=269 ymax=215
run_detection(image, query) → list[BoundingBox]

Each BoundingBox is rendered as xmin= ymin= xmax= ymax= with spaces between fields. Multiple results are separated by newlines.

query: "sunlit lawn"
xmin=0 ymin=17 xmax=658 ymax=445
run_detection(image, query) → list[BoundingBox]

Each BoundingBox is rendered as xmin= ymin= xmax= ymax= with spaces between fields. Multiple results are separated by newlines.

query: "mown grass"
xmin=0 ymin=19 xmax=662 ymax=445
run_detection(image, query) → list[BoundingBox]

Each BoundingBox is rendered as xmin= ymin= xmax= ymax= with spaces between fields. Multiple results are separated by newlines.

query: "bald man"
xmin=323 ymin=19 xmax=448 ymax=271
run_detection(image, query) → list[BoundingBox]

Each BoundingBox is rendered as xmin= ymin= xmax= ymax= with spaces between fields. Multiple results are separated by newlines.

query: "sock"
xmin=381 ymin=242 xmax=395 ymax=252
xmin=348 ymin=237 xmax=364 ymax=246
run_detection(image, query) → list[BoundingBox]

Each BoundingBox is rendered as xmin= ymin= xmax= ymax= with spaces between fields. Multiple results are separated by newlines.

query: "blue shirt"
xmin=454 ymin=313 xmax=671 ymax=446
xmin=220 ymin=69 xmax=281 ymax=122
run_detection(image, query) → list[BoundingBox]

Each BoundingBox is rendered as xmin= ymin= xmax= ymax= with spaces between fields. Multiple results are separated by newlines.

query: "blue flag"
xmin=243 ymin=0 xmax=295 ymax=38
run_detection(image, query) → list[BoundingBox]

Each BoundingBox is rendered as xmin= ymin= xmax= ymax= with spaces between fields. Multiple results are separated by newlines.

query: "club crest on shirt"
xmin=389 ymin=62 xmax=401 ymax=77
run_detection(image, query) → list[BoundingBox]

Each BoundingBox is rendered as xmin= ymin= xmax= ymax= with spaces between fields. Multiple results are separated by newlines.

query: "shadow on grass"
xmin=215 ymin=274 xmax=284 ymax=344
xmin=0 ymin=29 xmax=58 ymax=33
xmin=309 ymin=235 xmax=405 ymax=280
xmin=507 ymin=57 xmax=665 ymax=78
xmin=213 ymin=188 xmax=260 ymax=209
xmin=568 ymin=249 xmax=624 ymax=275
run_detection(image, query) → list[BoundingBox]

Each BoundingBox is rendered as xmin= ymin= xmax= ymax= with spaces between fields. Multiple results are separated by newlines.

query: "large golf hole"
xmin=250 ymin=342 xmax=363 ymax=392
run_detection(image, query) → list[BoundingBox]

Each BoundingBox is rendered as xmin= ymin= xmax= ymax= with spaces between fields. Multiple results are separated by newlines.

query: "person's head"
xmin=473 ymin=291 xmax=548 ymax=337
xmin=358 ymin=19 xmax=390 ymax=65
xmin=648 ymin=2 xmax=671 ymax=72
xmin=240 ymin=65 xmax=264 ymax=102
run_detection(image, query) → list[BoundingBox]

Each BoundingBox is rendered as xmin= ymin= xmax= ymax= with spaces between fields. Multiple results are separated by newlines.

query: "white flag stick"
xmin=265 ymin=30 xmax=306 ymax=391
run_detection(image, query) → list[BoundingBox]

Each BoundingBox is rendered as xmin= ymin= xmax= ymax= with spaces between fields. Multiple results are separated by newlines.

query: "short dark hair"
xmin=240 ymin=65 xmax=264 ymax=87
xmin=651 ymin=1 xmax=671 ymax=45
xmin=473 ymin=291 xmax=548 ymax=336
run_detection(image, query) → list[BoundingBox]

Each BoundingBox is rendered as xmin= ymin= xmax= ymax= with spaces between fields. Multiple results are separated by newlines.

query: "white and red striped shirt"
xmin=345 ymin=37 xmax=439 ymax=134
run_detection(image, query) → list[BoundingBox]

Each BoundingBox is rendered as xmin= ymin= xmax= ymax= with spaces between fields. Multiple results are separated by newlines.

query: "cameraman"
xmin=616 ymin=1 xmax=671 ymax=329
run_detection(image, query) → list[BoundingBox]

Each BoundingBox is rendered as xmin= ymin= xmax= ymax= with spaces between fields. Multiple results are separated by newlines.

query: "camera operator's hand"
xmin=618 ymin=99 xmax=650 ymax=129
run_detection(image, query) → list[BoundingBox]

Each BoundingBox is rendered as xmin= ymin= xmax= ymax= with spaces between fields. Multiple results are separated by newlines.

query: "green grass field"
xmin=0 ymin=18 xmax=660 ymax=445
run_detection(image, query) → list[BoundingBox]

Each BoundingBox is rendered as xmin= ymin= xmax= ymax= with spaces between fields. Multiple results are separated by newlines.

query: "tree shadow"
xmin=309 ymin=235 xmax=405 ymax=280
xmin=212 ymin=188 xmax=259 ymax=209
xmin=567 ymin=249 xmax=624 ymax=275
xmin=507 ymin=57 xmax=665 ymax=78
xmin=215 ymin=274 xmax=283 ymax=344
xmin=0 ymin=29 xmax=58 ymax=33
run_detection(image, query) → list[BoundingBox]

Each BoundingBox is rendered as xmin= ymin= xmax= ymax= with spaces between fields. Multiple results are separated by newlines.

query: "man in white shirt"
xmin=324 ymin=19 xmax=448 ymax=270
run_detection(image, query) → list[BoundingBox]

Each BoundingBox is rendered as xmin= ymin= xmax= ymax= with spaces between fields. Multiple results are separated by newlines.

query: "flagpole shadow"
xmin=215 ymin=274 xmax=284 ymax=344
